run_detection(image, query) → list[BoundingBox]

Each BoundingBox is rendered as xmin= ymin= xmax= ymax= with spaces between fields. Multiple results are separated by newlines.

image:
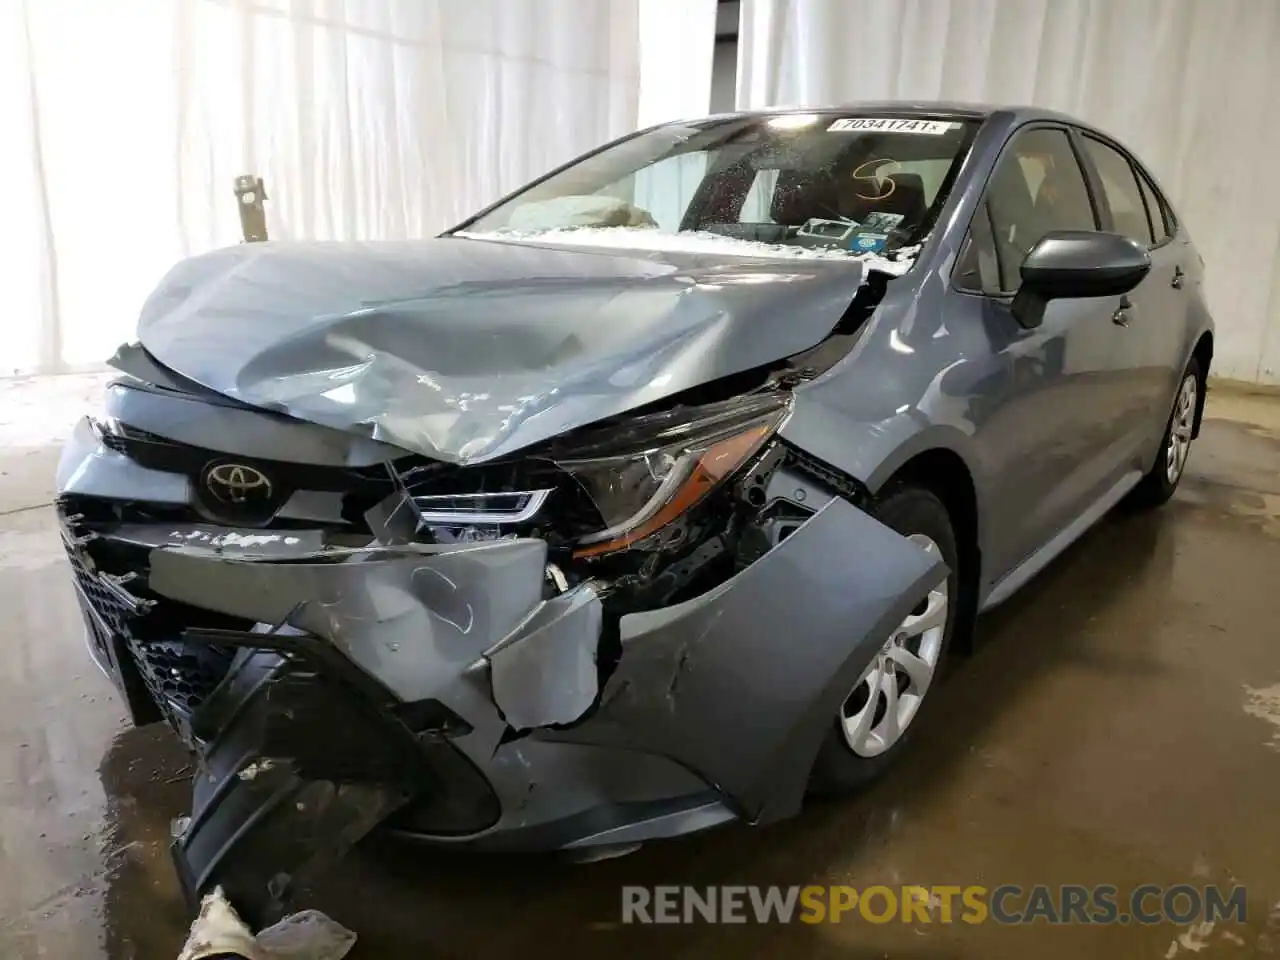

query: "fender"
xmin=543 ymin=497 xmax=945 ymax=824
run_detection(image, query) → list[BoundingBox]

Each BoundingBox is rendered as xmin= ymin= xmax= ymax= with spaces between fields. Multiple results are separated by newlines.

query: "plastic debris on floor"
xmin=177 ymin=888 xmax=357 ymax=960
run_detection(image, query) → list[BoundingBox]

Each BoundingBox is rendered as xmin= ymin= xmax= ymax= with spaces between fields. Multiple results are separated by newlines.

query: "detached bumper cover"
xmin=61 ymin=492 xmax=943 ymax=916
xmin=546 ymin=498 xmax=943 ymax=822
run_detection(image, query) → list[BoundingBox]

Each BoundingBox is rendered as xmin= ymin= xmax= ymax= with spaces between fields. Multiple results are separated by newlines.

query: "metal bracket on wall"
xmin=234 ymin=175 xmax=268 ymax=242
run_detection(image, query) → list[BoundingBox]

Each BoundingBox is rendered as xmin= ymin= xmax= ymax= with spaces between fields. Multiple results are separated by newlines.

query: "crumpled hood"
xmin=135 ymin=236 xmax=867 ymax=464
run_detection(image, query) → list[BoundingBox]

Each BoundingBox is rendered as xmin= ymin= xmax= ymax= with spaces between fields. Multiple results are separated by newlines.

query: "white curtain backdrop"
xmin=1 ymin=0 xmax=715 ymax=378
xmin=736 ymin=0 xmax=1280 ymax=385
xmin=633 ymin=0 xmax=718 ymax=229
xmin=638 ymin=0 xmax=717 ymax=128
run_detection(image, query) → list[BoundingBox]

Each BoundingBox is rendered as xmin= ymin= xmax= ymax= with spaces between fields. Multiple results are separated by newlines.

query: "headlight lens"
xmin=557 ymin=395 xmax=788 ymax=558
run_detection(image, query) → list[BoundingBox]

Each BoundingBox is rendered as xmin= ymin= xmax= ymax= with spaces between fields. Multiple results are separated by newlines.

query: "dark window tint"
xmin=1136 ymin=172 xmax=1171 ymax=242
xmin=954 ymin=202 xmax=1001 ymax=293
xmin=976 ymin=127 xmax=1095 ymax=293
xmin=1081 ymin=136 xmax=1153 ymax=245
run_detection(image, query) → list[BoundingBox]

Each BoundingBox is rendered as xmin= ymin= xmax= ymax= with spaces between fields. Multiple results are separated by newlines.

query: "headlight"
xmin=556 ymin=394 xmax=789 ymax=558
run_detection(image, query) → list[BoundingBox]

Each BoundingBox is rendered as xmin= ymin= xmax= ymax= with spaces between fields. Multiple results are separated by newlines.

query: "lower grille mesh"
xmin=130 ymin=640 xmax=235 ymax=715
xmin=64 ymin=543 xmax=234 ymax=722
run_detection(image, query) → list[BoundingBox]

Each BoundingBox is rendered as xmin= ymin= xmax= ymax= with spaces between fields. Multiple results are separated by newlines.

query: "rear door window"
xmin=1080 ymin=136 xmax=1155 ymax=245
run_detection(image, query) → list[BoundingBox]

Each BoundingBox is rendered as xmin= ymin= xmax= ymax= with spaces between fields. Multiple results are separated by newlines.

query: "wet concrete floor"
xmin=2 ymin=385 xmax=1279 ymax=958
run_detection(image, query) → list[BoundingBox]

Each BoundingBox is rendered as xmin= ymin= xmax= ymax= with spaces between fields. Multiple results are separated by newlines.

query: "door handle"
xmin=1172 ymin=266 xmax=1185 ymax=289
xmin=1112 ymin=296 xmax=1132 ymax=326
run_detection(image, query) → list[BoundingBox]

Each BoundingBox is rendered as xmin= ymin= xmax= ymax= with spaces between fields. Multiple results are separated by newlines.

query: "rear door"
xmin=952 ymin=125 xmax=1139 ymax=580
xmin=1076 ymin=133 xmax=1189 ymax=465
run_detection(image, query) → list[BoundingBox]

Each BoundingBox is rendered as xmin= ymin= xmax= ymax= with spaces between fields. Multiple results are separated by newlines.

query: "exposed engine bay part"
xmin=129 ymin=236 xmax=874 ymax=465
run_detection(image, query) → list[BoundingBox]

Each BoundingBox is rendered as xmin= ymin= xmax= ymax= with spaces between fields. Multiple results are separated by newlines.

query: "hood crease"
xmin=135 ymin=237 xmax=870 ymax=463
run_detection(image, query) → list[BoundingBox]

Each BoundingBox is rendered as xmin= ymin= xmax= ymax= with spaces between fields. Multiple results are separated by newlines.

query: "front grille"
xmin=77 ymin=585 xmax=114 ymax=666
xmin=130 ymin=639 xmax=234 ymax=715
xmin=102 ymin=425 xmax=395 ymax=495
xmin=66 ymin=546 xmax=133 ymax=636
xmin=62 ymin=533 xmax=236 ymax=728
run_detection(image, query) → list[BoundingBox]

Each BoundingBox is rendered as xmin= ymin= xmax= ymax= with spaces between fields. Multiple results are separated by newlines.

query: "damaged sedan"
xmin=57 ymin=103 xmax=1214 ymax=921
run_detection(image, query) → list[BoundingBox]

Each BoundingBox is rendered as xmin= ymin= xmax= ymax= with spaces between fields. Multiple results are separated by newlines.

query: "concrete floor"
xmin=2 ymin=381 xmax=1280 ymax=959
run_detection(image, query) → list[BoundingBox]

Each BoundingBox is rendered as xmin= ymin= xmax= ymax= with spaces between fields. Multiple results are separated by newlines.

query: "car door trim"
xmin=980 ymin=468 xmax=1143 ymax=610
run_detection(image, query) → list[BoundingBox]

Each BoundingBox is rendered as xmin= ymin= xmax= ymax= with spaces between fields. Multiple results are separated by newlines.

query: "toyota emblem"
xmin=203 ymin=462 xmax=273 ymax=505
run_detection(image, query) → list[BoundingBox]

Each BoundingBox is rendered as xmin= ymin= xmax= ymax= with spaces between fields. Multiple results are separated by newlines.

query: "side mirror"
xmin=1011 ymin=230 xmax=1151 ymax=328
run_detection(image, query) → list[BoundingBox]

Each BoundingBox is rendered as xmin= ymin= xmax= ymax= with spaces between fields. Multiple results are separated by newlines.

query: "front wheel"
xmin=809 ymin=485 xmax=960 ymax=795
xmin=1128 ymin=358 xmax=1201 ymax=508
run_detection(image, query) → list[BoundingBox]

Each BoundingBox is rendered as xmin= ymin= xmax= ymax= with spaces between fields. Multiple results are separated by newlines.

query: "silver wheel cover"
xmin=840 ymin=533 xmax=948 ymax=758
xmin=1166 ymin=374 xmax=1197 ymax=485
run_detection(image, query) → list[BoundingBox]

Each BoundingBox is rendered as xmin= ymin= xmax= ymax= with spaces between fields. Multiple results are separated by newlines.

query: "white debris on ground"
xmin=1242 ymin=683 xmax=1280 ymax=749
xmin=238 ymin=759 xmax=277 ymax=781
xmin=178 ymin=888 xmax=357 ymax=960
xmin=1166 ymin=920 xmax=1216 ymax=956
xmin=456 ymin=226 xmax=919 ymax=276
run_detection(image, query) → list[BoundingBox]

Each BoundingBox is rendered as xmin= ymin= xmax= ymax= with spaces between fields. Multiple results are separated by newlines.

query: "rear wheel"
xmin=809 ymin=485 xmax=960 ymax=794
xmin=1128 ymin=357 xmax=1201 ymax=508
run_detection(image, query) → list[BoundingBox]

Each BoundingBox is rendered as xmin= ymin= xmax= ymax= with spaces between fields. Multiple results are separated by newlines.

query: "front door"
xmin=953 ymin=125 xmax=1142 ymax=582
xmin=1076 ymin=133 xmax=1191 ymax=468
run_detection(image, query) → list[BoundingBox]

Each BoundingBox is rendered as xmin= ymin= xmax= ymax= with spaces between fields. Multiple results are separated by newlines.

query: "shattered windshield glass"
xmin=457 ymin=113 xmax=979 ymax=260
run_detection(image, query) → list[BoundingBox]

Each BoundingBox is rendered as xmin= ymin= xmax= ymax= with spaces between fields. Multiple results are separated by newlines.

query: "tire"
xmin=809 ymin=484 xmax=962 ymax=795
xmin=1128 ymin=357 xmax=1202 ymax=509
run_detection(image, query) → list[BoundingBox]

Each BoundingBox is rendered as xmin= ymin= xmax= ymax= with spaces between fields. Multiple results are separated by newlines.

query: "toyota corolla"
xmin=56 ymin=102 xmax=1213 ymax=920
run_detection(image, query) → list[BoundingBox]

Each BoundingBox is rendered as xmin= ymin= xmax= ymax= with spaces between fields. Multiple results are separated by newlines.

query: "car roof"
xmin=705 ymin=100 xmax=1086 ymax=128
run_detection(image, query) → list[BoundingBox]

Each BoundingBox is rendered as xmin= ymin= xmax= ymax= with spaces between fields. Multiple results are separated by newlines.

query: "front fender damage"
xmin=546 ymin=496 xmax=945 ymax=824
xmin=141 ymin=496 xmax=942 ymax=919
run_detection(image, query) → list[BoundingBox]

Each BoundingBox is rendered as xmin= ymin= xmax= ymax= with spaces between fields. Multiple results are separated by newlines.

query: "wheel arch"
xmin=1190 ymin=331 xmax=1213 ymax=438
xmin=872 ymin=447 xmax=981 ymax=654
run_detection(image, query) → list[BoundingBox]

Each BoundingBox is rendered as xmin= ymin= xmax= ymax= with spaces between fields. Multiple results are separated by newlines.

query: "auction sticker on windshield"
xmin=828 ymin=118 xmax=954 ymax=135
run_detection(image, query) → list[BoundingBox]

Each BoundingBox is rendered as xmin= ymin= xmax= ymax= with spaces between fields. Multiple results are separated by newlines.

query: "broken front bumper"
xmin=60 ymin=457 xmax=943 ymax=918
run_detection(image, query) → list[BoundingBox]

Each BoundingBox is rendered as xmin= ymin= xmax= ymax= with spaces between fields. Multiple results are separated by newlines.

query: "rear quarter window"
xmin=1135 ymin=171 xmax=1173 ymax=243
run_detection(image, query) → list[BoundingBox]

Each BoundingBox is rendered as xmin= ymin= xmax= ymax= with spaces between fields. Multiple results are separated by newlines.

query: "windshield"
xmin=457 ymin=113 xmax=979 ymax=261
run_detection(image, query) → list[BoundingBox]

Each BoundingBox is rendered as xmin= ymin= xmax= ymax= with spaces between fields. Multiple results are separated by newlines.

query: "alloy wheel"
xmin=840 ymin=534 xmax=948 ymax=758
xmin=1166 ymin=374 xmax=1197 ymax=485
